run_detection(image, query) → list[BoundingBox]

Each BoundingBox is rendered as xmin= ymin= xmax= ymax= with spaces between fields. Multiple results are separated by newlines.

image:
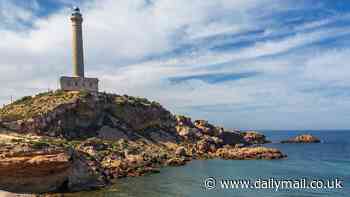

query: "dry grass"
xmin=0 ymin=91 xmax=82 ymax=121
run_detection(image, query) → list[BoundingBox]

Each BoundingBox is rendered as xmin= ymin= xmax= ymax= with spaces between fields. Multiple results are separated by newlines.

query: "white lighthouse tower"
xmin=71 ymin=7 xmax=85 ymax=78
xmin=60 ymin=7 xmax=99 ymax=92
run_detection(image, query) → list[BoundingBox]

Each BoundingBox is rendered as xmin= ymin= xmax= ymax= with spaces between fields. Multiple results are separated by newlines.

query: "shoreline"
xmin=0 ymin=91 xmax=286 ymax=194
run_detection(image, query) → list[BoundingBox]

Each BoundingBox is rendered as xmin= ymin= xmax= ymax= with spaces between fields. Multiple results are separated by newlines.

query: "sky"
xmin=0 ymin=0 xmax=350 ymax=130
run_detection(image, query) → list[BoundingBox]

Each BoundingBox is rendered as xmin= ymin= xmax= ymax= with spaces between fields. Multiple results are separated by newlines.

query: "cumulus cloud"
xmin=0 ymin=0 xmax=349 ymax=129
xmin=0 ymin=0 xmax=40 ymax=29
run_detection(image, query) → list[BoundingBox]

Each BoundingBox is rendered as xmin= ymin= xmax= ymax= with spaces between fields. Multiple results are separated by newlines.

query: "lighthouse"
xmin=71 ymin=7 xmax=85 ymax=77
xmin=60 ymin=7 xmax=99 ymax=92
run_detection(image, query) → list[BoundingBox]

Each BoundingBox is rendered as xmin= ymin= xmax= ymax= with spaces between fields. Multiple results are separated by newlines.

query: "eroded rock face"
xmin=0 ymin=190 xmax=35 ymax=197
xmin=0 ymin=92 xmax=178 ymax=141
xmin=281 ymin=134 xmax=320 ymax=143
xmin=0 ymin=140 xmax=106 ymax=194
xmin=0 ymin=150 xmax=71 ymax=193
xmin=97 ymin=126 xmax=129 ymax=140
xmin=67 ymin=151 xmax=106 ymax=192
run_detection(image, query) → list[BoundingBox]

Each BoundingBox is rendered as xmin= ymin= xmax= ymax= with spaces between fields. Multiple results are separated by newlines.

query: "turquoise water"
xmin=61 ymin=131 xmax=350 ymax=196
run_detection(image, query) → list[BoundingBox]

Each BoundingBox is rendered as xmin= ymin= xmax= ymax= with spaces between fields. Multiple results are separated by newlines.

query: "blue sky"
xmin=0 ymin=0 xmax=350 ymax=130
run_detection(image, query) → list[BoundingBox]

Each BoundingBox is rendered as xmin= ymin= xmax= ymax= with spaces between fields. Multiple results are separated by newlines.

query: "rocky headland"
xmin=281 ymin=134 xmax=321 ymax=143
xmin=0 ymin=91 xmax=286 ymax=194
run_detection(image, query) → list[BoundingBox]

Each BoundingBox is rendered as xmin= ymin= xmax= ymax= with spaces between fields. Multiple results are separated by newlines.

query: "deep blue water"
xmin=60 ymin=131 xmax=350 ymax=196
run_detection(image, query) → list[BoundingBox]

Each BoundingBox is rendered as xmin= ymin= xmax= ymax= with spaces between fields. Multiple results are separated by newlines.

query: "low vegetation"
xmin=0 ymin=90 xmax=80 ymax=121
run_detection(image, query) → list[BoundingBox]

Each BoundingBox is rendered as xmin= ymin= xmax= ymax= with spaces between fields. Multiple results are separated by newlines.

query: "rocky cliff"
xmin=0 ymin=90 xmax=286 ymax=194
xmin=0 ymin=91 xmax=176 ymax=140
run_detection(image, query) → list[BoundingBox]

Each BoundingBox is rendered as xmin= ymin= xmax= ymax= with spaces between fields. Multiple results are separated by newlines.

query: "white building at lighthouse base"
xmin=60 ymin=76 xmax=98 ymax=92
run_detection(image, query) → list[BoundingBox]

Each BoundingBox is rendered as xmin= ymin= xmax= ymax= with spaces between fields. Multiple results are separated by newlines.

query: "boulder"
xmin=175 ymin=146 xmax=187 ymax=157
xmin=166 ymin=158 xmax=186 ymax=166
xmin=196 ymin=137 xmax=221 ymax=153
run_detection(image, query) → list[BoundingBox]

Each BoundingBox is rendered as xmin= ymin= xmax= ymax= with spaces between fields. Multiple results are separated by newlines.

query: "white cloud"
xmin=0 ymin=0 xmax=40 ymax=29
xmin=304 ymin=48 xmax=350 ymax=83
xmin=0 ymin=0 xmax=350 ymax=129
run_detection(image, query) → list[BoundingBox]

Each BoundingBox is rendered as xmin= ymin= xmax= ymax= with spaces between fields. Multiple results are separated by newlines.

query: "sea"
xmin=3 ymin=130 xmax=350 ymax=197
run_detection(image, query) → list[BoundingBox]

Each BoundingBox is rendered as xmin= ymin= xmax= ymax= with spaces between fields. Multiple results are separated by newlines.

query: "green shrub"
xmin=31 ymin=141 xmax=50 ymax=149
xmin=12 ymin=96 xmax=32 ymax=105
xmin=79 ymin=90 xmax=91 ymax=98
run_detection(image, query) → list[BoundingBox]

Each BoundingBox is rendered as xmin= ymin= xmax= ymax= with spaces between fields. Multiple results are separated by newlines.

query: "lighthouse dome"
xmin=72 ymin=6 xmax=81 ymax=16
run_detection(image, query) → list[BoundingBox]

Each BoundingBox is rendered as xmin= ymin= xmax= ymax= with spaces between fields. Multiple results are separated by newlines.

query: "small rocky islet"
xmin=280 ymin=134 xmax=321 ymax=143
xmin=0 ymin=90 xmax=286 ymax=194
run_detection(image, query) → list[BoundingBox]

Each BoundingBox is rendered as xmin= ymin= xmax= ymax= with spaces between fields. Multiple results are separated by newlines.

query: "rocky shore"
xmin=240 ymin=131 xmax=271 ymax=144
xmin=0 ymin=91 xmax=286 ymax=194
